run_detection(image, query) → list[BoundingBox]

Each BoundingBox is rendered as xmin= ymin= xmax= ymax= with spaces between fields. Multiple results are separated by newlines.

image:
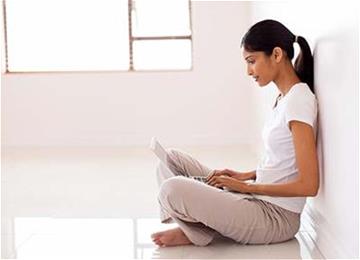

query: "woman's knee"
xmin=158 ymin=176 xmax=196 ymax=211
xmin=159 ymin=176 xmax=188 ymax=199
xmin=158 ymin=176 xmax=205 ymax=224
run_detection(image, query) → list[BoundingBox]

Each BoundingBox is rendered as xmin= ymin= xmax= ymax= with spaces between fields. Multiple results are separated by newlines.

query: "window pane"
xmin=133 ymin=40 xmax=192 ymax=70
xmin=132 ymin=0 xmax=191 ymax=37
xmin=6 ymin=0 xmax=129 ymax=72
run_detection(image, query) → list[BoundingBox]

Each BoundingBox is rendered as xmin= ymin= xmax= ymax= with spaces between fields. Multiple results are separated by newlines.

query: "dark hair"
xmin=241 ymin=19 xmax=314 ymax=93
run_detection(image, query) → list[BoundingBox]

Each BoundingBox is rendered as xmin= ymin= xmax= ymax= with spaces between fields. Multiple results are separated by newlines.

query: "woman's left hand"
xmin=206 ymin=175 xmax=252 ymax=193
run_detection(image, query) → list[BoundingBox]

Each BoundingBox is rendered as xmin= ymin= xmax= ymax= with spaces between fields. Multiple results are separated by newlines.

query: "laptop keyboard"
xmin=191 ymin=176 xmax=224 ymax=190
xmin=191 ymin=176 xmax=208 ymax=183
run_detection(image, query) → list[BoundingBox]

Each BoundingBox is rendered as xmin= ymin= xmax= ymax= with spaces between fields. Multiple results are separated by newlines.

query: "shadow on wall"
xmin=315 ymin=111 xmax=326 ymax=193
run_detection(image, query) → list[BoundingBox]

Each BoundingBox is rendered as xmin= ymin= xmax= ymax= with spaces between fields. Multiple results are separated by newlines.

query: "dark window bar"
xmin=2 ymin=0 xmax=9 ymax=73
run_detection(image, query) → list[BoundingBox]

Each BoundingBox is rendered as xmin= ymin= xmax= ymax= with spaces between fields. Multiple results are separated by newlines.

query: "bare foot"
xmin=151 ymin=227 xmax=192 ymax=247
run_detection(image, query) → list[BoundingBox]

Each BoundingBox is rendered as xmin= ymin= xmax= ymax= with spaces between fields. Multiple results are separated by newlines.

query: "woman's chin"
xmin=257 ymin=80 xmax=270 ymax=87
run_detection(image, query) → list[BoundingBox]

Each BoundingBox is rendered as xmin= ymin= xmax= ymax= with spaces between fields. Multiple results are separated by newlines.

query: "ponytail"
xmin=294 ymin=36 xmax=314 ymax=93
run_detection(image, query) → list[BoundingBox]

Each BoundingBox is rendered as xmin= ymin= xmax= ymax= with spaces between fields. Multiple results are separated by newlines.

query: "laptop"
xmin=149 ymin=137 xmax=208 ymax=183
xmin=149 ymin=137 xmax=178 ymax=175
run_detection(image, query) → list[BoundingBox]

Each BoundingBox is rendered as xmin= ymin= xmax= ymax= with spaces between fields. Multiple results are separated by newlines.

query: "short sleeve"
xmin=284 ymin=89 xmax=317 ymax=129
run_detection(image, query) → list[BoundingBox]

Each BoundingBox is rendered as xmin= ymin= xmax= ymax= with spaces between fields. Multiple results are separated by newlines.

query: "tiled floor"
xmin=1 ymin=146 xmax=325 ymax=259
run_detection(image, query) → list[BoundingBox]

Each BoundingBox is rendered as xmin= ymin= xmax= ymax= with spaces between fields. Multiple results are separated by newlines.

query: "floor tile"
xmin=2 ymin=147 xmax=325 ymax=259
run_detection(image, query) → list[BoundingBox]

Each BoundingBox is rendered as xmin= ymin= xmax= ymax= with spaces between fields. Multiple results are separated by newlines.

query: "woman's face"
xmin=242 ymin=48 xmax=277 ymax=87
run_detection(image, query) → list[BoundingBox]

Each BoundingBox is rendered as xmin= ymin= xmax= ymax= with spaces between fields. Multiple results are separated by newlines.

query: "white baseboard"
xmin=304 ymin=204 xmax=353 ymax=259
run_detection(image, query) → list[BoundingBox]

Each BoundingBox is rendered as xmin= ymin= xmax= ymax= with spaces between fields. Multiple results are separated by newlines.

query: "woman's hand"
xmin=206 ymin=168 xmax=237 ymax=180
xmin=206 ymin=175 xmax=252 ymax=193
xmin=206 ymin=168 xmax=255 ymax=182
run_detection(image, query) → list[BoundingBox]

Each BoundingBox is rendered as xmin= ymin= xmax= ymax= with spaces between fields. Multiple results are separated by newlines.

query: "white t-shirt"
xmin=253 ymin=82 xmax=318 ymax=213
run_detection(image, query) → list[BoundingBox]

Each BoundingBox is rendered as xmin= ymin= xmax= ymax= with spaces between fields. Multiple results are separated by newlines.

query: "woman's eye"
xmin=247 ymin=60 xmax=255 ymax=64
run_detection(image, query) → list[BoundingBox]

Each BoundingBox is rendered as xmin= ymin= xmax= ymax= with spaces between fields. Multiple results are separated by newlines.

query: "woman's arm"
xmin=248 ymin=120 xmax=319 ymax=197
xmin=208 ymin=121 xmax=319 ymax=197
xmin=238 ymin=171 xmax=257 ymax=181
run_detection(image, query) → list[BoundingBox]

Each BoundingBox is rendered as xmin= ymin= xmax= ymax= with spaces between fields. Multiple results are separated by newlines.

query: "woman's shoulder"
xmin=284 ymin=83 xmax=318 ymax=114
xmin=287 ymin=83 xmax=317 ymax=103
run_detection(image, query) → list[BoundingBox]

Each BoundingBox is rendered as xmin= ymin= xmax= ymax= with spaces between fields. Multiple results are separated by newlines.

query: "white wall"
xmin=1 ymin=2 xmax=261 ymax=149
xmin=2 ymin=2 xmax=358 ymax=258
xmin=249 ymin=1 xmax=359 ymax=258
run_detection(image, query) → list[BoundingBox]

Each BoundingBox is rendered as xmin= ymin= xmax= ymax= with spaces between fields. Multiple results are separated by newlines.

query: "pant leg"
xmin=156 ymin=148 xmax=214 ymax=223
xmin=158 ymin=176 xmax=300 ymax=246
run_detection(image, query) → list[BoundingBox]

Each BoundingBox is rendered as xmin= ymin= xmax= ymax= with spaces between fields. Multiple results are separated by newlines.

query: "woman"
xmin=151 ymin=19 xmax=319 ymax=247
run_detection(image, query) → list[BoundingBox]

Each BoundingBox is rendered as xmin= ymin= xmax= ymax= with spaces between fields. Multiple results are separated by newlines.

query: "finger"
xmin=206 ymin=173 xmax=217 ymax=183
xmin=207 ymin=177 xmax=219 ymax=186
xmin=209 ymin=175 xmax=221 ymax=184
xmin=215 ymin=170 xmax=223 ymax=176
xmin=153 ymin=238 xmax=161 ymax=246
xmin=216 ymin=176 xmax=231 ymax=187
xmin=206 ymin=176 xmax=216 ymax=184
xmin=215 ymin=183 xmax=224 ymax=189
xmin=220 ymin=175 xmax=234 ymax=181
xmin=206 ymin=171 xmax=215 ymax=181
xmin=210 ymin=176 xmax=226 ymax=186
xmin=207 ymin=179 xmax=215 ymax=186
xmin=222 ymin=169 xmax=233 ymax=176
xmin=206 ymin=171 xmax=216 ymax=180
xmin=206 ymin=170 xmax=220 ymax=180
xmin=218 ymin=175 xmax=229 ymax=181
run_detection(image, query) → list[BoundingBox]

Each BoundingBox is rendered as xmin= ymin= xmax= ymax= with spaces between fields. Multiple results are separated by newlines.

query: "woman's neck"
xmin=274 ymin=63 xmax=301 ymax=96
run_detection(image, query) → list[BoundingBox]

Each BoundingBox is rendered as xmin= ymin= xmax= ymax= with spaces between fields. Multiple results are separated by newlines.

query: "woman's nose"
xmin=247 ymin=66 xmax=253 ymax=76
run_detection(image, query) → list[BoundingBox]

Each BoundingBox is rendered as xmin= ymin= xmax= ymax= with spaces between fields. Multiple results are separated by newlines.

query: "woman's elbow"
xmin=298 ymin=172 xmax=319 ymax=197
xmin=307 ymin=189 xmax=318 ymax=197
xmin=306 ymin=184 xmax=319 ymax=197
xmin=297 ymin=179 xmax=319 ymax=197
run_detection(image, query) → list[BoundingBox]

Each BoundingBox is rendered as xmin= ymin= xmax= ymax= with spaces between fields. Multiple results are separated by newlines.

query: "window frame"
xmin=1 ymin=0 xmax=193 ymax=73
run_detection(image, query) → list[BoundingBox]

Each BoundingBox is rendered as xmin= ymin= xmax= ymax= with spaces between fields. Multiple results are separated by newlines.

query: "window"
xmin=1 ymin=0 xmax=193 ymax=72
xmin=130 ymin=0 xmax=192 ymax=70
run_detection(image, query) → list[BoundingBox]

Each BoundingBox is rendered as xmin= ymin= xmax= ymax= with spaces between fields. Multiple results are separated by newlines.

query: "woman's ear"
xmin=272 ymin=47 xmax=283 ymax=63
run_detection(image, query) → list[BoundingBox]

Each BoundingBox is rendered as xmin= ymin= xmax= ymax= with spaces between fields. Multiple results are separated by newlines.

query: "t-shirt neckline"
xmin=280 ymin=82 xmax=302 ymax=99
xmin=273 ymin=82 xmax=303 ymax=109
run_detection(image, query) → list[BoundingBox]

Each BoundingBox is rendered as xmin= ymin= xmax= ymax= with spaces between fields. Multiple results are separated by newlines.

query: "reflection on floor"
xmin=1 ymin=146 xmax=325 ymax=259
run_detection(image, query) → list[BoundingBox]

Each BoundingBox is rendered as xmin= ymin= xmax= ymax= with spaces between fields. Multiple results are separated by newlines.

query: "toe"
xmin=154 ymin=239 xmax=164 ymax=247
xmin=151 ymin=231 xmax=164 ymax=239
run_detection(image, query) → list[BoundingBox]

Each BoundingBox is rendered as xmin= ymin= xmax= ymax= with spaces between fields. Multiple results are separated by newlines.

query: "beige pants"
xmin=156 ymin=148 xmax=301 ymax=246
